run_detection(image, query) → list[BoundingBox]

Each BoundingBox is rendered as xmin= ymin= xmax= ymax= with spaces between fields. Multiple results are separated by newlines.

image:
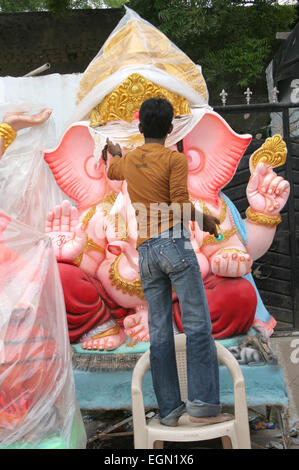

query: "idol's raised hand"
xmin=3 ymin=108 xmax=52 ymax=132
xmin=246 ymin=162 xmax=290 ymax=216
xmin=45 ymin=200 xmax=86 ymax=262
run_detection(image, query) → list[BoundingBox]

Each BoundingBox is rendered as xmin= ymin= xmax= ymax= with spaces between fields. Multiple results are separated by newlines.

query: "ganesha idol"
xmin=42 ymin=8 xmax=290 ymax=350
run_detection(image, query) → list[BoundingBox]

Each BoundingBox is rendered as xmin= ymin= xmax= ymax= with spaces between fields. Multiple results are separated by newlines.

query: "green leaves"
xmin=204 ymin=38 xmax=271 ymax=88
xmin=0 ymin=0 xmax=46 ymax=12
xmin=0 ymin=0 xmax=129 ymax=14
xmin=127 ymin=0 xmax=296 ymax=91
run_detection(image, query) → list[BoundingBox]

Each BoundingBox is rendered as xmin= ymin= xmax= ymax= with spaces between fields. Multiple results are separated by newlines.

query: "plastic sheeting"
xmin=0 ymin=8 xmax=212 ymax=232
xmin=0 ymin=74 xmax=81 ymax=140
xmin=0 ymin=211 xmax=86 ymax=449
xmin=0 ymin=102 xmax=71 ymax=232
xmin=67 ymin=7 xmax=211 ymax=164
xmin=71 ymin=7 xmax=211 ymax=126
xmin=77 ymin=7 xmax=208 ymax=106
xmin=0 ymin=74 xmax=82 ymax=231
xmin=89 ymin=108 xmax=207 ymax=164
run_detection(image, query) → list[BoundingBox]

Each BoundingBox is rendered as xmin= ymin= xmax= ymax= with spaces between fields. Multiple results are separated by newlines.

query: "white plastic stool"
xmin=131 ymin=333 xmax=251 ymax=449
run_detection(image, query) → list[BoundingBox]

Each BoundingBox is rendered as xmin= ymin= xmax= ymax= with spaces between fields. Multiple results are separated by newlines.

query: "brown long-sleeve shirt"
xmin=107 ymin=143 xmax=196 ymax=247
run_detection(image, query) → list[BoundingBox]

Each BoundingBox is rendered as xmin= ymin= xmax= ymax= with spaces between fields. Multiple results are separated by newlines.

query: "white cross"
xmin=220 ymin=89 xmax=228 ymax=106
xmin=244 ymin=87 xmax=253 ymax=105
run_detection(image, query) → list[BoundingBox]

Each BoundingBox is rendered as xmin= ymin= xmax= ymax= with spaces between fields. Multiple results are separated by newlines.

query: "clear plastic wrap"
xmin=0 ymin=102 xmax=70 ymax=232
xmin=0 ymin=211 xmax=86 ymax=449
xmin=89 ymin=108 xmax=208 ymax=164
xmin=70 ymin=7 xmax=210 ymax=126
xmin=77 ymin=7 xmax=208 ymax=106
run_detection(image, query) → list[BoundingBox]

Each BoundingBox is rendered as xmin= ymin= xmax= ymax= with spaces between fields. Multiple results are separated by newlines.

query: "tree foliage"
xmin=126 ymin=0 xmax=296 ymax=89
xmin=0 ymin=0 xmax=124 ymax=14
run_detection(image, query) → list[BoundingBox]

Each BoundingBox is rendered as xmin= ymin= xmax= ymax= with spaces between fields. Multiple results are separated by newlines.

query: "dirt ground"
xmin=81 ymin=406 xmax=299 ymax=450
xmin=80 ymin=334 xmax=299 ymax=450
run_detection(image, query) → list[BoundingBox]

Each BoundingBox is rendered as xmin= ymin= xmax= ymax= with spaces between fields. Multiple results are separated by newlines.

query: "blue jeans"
xmin=138 ymin=224 xmax=221 ymax=426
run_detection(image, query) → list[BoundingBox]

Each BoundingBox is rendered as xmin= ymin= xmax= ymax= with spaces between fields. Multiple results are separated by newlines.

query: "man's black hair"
xmin=139 ymin=97 xmax=174 ymax=139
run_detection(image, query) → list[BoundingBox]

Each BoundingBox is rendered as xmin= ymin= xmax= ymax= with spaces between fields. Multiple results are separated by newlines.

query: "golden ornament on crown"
xmin=89 ymin=73 xmax=191 ymax=127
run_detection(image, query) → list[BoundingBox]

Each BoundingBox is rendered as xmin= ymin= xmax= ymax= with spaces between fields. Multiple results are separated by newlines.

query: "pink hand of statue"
xmin=211 ymin=249 xmax=252 ymax=277
xmin=123 ymin=306 xmax=149 ymax=342
xmin=45 ymin=200 xmax=86 ymax=262
xmin=3 ymin=108 xmax=52 ymax=131
xmin=246 ymin=162 xmax=290 ymax=215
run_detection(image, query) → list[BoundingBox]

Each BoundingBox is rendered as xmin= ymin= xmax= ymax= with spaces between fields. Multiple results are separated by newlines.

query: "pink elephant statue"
xmin=43 ymin=111 xmax=289 ymax=349
xmin=44 ymin=124 xmax=149 ymax=350
xmin=42 ymin=9 xmax=290 ymax=348
xmin=172 ymin=112 xmax=290 ymax=339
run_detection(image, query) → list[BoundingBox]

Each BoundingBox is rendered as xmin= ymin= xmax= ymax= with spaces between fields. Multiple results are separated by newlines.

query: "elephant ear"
xmin=183 ymin=111 xmax=252 ymax=200
xmin=44 ymin=123 xmax=107 ymax=210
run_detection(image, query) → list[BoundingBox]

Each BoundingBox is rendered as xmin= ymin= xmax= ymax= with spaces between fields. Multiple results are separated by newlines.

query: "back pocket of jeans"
xmin=159 ymin=240 xmax=191 ymax=273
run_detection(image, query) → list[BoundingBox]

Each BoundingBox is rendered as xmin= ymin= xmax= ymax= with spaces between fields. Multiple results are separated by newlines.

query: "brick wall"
xmin=0 ymin=9 xmax=123 ymax=77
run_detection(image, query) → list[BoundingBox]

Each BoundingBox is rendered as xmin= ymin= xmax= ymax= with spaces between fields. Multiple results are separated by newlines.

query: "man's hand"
xmin=202 ymin=213 xmax=220 ymax=237
xmin=3 ymin=108 xmax=52 ymax=132
xmin=106 ymin=138 xmax=122 ymax=156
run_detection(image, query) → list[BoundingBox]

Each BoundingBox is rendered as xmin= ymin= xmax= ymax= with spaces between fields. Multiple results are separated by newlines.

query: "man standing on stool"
xmin=106 ymin=97 xmax=226 ymax=426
